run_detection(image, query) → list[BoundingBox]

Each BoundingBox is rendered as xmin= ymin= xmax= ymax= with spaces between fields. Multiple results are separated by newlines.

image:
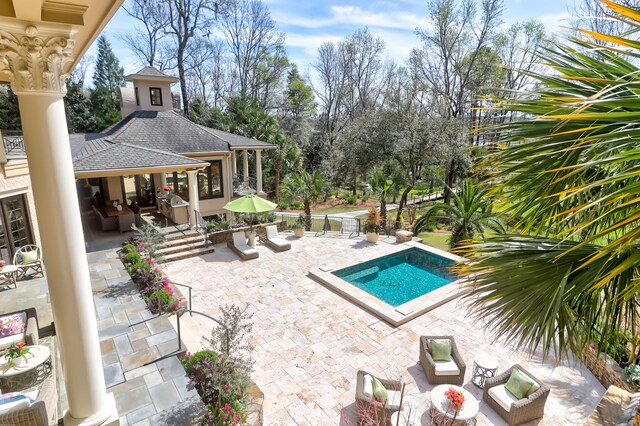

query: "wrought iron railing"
xmin=233 ymin=176 xmax=258 ymax=196
xmin=276 ymin=214 xmax=361 ymax=238
xmin=194 ymin=210 xmax=209 ymax=246
xmin=1 ymin=131 xmax=25 ymax=156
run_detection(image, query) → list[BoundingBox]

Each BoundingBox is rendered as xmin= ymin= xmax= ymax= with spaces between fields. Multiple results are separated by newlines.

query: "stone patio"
xmin=162 ymin=232 xmax=606 ymax=426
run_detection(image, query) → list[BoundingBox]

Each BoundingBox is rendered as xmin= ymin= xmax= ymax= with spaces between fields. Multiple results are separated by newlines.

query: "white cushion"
xmin=434 ymin=360 xmax=461 ymax=376
xmin=266 ymin=225 xmax=278 ymax=240
xmin=362 ymin=374 xmax=373 ymax=398
xmin=269 ymin=237 xmax=289 ymax=248
xmin=488 ymin=384 xmax=519 ymax=412
xmin=0 ymin=390 xmax=36 ymax=415
xmin=387 ymin=390 xmax=402 ymax=410
xmin=0 ymin=333 xmax=24 ymax=350
xmin=232 ymin=232 xmax=247 ymax=246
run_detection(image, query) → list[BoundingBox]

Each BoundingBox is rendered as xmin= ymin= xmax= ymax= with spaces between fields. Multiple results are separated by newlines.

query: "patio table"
xmin=104 ymin=204 xmax=134 ymax=217
xmin=0 ymin=265 xmax=19 ymax=289
xmin=0 ymin=345 xmax=51 ymax=389
xmin=430 ymin=384 xmax=479 ymax=425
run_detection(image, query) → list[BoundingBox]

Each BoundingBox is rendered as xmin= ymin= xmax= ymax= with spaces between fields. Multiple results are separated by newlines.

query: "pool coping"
xmin=308 ymin=242 xmax=469 ymax=327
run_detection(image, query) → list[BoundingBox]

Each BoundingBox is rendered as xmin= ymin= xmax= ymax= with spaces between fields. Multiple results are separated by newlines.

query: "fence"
xmin=276 ymin=214 xmax=361 ymax=237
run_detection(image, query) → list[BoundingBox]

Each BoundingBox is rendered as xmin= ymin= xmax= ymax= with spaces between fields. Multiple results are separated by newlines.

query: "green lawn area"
xmin=418 ymin=231 xmax=451 ymax=252
xmin=312 ymin=205 xmax=371 ymax=214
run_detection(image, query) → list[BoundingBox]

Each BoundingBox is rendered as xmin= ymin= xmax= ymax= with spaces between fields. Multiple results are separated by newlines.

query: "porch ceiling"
xmin=0 ymin=0 xmax=124 ymax=84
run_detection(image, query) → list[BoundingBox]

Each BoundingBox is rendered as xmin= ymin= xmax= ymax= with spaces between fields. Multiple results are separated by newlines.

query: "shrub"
xmin=364 ymin=207 xmax=381 ymax=234
xmin=122 ymin=252 xmax=141 ymax=266
xmin=345 ymin=195 xmax=357 ymax=204
xmin=289 ymin=201 xmax=302 ymax=210
xmin=595 ymin=324 xmax=632 ymax=364
xmin=260 ymin=212 xmax=276 ymax=223
xmin=121 ymin=243 xmax=137 ymax=254
xmin=625 ymin=364 xmax=640 ymax=387
xmin=361 ymin=194 xmax=369 ymax=203
xmin=131 ymin=224 xmax=165 ymax=260
xmin=146 ymin=287 xmax=177 ymax=313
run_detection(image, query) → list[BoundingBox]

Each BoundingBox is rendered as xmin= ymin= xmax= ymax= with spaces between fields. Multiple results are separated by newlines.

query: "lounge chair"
xmin=93 ymin=205 xmax=116 ymax=231
xmin=355 ymin=370 xmax=404 ymax=426
xmin=483 ymin=364 xmax=550 ymax=425
xmin=227 ymin=232 xmax=258 ymax=260
xmin=0 ymin=374 xmax=57 ymax=426
xmin=13 ymin=245 xmax=44 ymax=280
xmin=584 ymin=385 xmax=640 ymax=425
xmin=262 ymin=225 xmax=291 ymax=252
xmin=419 ymin=336 xmax=466 ymax=386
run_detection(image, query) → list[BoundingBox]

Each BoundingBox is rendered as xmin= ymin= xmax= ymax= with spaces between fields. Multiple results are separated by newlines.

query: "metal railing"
xmin=174 ymin=308 xmax=224 ymax=355
xmin=233 ymin=176 xmax=258 ymax=196
xmin=1 ymin=131 xmax=25 ymax=156
xmin=276 ymin=214 xmax=361 ymax=238
xmin=131 ymin=280 xmax=193 ymax=327
xmin=194 ymin=210 xmax=209 ymax=246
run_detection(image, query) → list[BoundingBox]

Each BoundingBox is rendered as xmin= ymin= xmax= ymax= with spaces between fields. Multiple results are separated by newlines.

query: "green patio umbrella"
xmin=223 ymin=194 xmax=278 ymax=231
xmin=223 ymin=194 xmax=278 ymax=213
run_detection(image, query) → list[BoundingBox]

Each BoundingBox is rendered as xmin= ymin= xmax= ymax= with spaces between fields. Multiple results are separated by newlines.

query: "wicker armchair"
xmin=13 ymin=245 xmax=44 ymax=280
xmin=0 ymin=374 xmax=57 ymax=425
xmin=419 ymin=336 xmax=466 ymax=386
xmin=0 ymin=308 xmax=39 ymax=351
xmin=355 ymin=370 xmax=404 ymax=426
xmin=483 ymin=364 xmax=550 ymax=425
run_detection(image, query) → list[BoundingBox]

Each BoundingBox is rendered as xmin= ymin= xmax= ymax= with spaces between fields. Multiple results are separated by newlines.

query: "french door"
xmin=121 ymin=174 xmax=156 ymax=207
xmin=0 ymin=194 xmax=33 ymax=263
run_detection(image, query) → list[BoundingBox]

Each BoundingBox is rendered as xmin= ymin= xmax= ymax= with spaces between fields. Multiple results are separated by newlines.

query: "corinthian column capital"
xmin=0 ymin=23 xmax=76 ymax=95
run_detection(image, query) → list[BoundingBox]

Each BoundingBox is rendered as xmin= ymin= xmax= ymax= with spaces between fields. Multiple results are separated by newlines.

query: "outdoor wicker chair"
xmin=483 ymin=364 xmax=550 ymax=425
xmin=355 ymin=370 xmax=404 ymax=426
xmin=584 ymin=385 xmax=640 ymax=425
xmin=0 ymin=373 xmax=57 ymax=426
xmin=13 ymin=245 xmax=43 ymax=280
xmin=419 ymin=335 xmax=466 ymax=386
xmin=0 ymin=307 xmax=39 ymax=350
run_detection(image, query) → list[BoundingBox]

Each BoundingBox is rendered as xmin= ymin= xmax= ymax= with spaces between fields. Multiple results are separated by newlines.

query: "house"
xmin=71 ymin=66 xmax=275 ymax=227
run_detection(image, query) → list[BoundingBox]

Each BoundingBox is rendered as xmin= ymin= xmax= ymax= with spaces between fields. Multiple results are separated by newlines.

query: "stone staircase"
xmin=156 ymin=232 xmax=215 ymax=263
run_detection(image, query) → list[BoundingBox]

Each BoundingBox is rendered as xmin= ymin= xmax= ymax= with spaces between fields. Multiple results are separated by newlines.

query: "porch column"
xmin=160 ymin=173 xmax=167 ymax=189
xmin=187 ymin=169 xmax=199 ymax=228
xmin=3 ymin=24 xmax=118 ymax=425
xmin=255 ymin=149 xmax=265 ymax=196
xmin=231 ymin=151 xmax=237 ymax=178
xmin=242 ymin=149 xmax=249 ymax=183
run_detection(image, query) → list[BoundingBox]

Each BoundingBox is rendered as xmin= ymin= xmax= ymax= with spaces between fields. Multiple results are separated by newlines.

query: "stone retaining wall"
xmin=208 ymin=220 xmax=287 ymax=245
xmin=584 ymin=345 xmax=638 ymax=392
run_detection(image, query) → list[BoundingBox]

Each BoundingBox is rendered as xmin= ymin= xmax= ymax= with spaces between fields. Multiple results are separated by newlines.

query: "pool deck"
xmin=163 ymin=232 xmax=605 ymax=426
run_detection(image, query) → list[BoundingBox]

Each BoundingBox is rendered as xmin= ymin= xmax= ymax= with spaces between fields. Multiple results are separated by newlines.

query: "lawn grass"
xmin=313 ymin=205 xmax=371 ymax=214
xmin=418 ymin=231 xmax=451 ymax=252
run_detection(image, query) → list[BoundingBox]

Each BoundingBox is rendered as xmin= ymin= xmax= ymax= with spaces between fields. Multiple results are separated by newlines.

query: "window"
xmin=198 ymin=160 xmax=224 ymax=200
xmin=135 ymin=87 xmax=139 ymax=106
xmin=149 ymin=87 xmax=162 ymax=106
xmin=0 ymin=195 xmax=33 ymax=263
xmin=167 ymin=171 xmax=189 ymax=200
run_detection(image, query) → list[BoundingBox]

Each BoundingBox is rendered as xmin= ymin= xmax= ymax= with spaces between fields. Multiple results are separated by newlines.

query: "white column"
xmin=5 ymin=24 xmax=118 ymax=425
xmin=242 ymin=149 xmax=249 ymax=183
xmin=255 ymin=149 xmax=265 ymax=196
xmin=231 ymin=151 xmax=237 ymax=178
xmin=187 ymin=170 xmax=199 ymax=228
xmin=160 ymin=172 xmax=167 ymax=189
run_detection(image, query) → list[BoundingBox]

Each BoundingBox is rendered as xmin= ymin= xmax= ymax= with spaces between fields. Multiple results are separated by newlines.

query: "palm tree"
xmin=413 ymin=179 xmax=504 ymax=248
xmin=281 ymin=171 xmax=327 ymax=230
xmin=271 ymin=135 xmax=301 ymax=203
xmin=459 ymin=0 xmax=640 ymax=362
xmin=366 ymin=168 xmax=402 ymax=222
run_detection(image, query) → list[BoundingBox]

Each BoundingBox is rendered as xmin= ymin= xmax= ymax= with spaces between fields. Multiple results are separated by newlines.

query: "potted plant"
xmin=364 ymin=207 xmax=382 ymax=243
xmin=6 ymin=341 xmax=31 ymax=366
xmin=0 ymin=260 xmax=5 ymax=271
xmin=291 ymin=214 xmax=305 ymax=238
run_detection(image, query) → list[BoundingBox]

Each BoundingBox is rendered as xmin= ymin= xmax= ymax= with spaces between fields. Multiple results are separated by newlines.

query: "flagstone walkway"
xmin=163 ymin=233 xmax=605 ymax=425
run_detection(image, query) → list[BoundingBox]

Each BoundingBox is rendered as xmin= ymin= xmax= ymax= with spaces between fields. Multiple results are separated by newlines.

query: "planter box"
xmin=208 ymin=220 xmax=287 ymax=245
xmin=584 ymin=345 xmax=638 ymax=393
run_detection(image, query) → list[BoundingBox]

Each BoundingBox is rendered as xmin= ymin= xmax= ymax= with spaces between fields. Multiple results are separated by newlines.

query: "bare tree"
xmin=218 ymin=0 xmax=285 ymax=104
xmin=165 ymin=0 xmax=216 ymax=116
xmin=571 ymin=0 xmax=640 ymax=38
xmin=121 ymin=0 xmax=173 ymax=70
xmin=413 ymin=0 xmax=503 ymax=203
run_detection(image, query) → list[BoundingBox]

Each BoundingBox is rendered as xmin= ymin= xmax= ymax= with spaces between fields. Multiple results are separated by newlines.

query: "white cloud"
xmin=537 ymin=12 xmax=573 ymax=35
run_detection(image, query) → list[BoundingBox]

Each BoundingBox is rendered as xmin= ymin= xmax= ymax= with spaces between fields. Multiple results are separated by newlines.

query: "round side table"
xmin=471 ymin=353 xmax=499 ymax=388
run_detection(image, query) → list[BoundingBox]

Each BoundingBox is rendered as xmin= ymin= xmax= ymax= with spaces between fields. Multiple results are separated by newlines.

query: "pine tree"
xmin=0 ymin=85 xmax=21 ymax=131
xmin=90 ymin=35 xmax=125 ymax=130
xmin=65 ymin=79 xmax=97 ymax=133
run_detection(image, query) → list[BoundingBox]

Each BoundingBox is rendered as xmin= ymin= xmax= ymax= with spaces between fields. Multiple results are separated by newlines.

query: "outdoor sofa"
xmin=419 ymin=335 xmax=466 ymax=386
xmin=483 ymin=364 xmax=550 ymax=425
xmin=92 ymin=205 xmax=116 ymax=231
xmin=0 ymin=307 xmax=39 ymax=350
xmin=0 ymin=374 xmax=57 ymax=426
xmin=261 ymin=225 xmax=290 ymax=252
xmin=227 ymin=232 xmax=258 ymax=260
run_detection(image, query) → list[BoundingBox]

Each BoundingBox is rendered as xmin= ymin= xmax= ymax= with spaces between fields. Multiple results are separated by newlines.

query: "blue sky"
xmin=96 ymin=0 xmax=574 ymax=78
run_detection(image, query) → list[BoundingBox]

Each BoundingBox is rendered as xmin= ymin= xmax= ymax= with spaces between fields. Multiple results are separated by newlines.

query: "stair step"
xmin=159 ymin=235 xmax=206 ymax=249
xmin=157 ymin=240 xmax=210 ymax=256
xmin=160 ymin=246 xmax=216 ymax=263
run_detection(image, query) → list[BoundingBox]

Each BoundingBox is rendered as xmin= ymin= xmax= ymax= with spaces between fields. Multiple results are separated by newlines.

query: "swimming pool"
xmin=332 ymin=248 xmax=455 ymax=307
xmin=309 ymin=243 xmax=466 ymax=326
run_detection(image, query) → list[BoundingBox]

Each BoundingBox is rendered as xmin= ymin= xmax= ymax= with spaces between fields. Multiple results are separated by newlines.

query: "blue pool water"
xmin=332 ymin=248 xmax=455 ymax=307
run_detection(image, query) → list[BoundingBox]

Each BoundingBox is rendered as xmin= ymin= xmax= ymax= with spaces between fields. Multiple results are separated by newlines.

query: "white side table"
xmin=0 ymin=345 xmax=52 ymax=390
xmin=0 ymin=265 xmax=19 ymax=289
xmin=430 ymin=384 xmax=479 ymax=425
xmin=471 ymin=353 xmax=499 ymax=388
xmin=246 ymin=231 xmax=257 ymax=248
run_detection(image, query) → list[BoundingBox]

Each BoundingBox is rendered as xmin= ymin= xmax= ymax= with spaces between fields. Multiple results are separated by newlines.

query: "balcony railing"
xmin=233 ymin=176 xmax=258 ymax=196
xmin=1 ymin=130 xmax=26 ymax=158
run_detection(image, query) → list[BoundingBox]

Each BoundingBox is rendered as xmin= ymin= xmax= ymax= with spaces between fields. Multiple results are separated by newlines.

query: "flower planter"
xmin=294 ymin=228 xmax=304 ymax=238
xmin=366 ymin=232 xmax=379 ymax=243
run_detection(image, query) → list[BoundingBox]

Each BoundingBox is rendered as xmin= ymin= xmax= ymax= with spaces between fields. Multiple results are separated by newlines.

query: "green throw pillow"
xmin=505 ymin=369 xmax=534 ymax=400
xmin=21 ymin=250 xmax=38 ymax=264
xmin=430 ymin=339 xmax=452 ymax=361
xmin=371 ymin=377 xmax=388 ymax=402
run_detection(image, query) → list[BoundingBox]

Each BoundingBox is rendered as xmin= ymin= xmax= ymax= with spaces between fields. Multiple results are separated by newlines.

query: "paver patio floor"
xmin=163 ymin=233 xmax=605 ymax=425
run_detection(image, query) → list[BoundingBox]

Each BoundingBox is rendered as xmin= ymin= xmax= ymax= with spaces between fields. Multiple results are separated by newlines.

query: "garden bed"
xmin=207 ymin=220 xmax=287 ymax=245
xmin=584 ymin=345 xmax=638 ymax=393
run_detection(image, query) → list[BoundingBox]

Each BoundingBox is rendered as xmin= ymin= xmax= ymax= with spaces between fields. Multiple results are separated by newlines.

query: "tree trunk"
xmin=395 ymin=186 xmax=412 ymax=228
xmin=444 ymin=159 xmax=455 ymax=205
xmin=274 ymin=159 xmax=282 ymax=203
xmin=177 ymin=52 xmax=189 ymax=117
xmin=380 ymin=198 xmax=387 ymax=221
xmin=304 ymin=202 xmax=311 ymax=231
